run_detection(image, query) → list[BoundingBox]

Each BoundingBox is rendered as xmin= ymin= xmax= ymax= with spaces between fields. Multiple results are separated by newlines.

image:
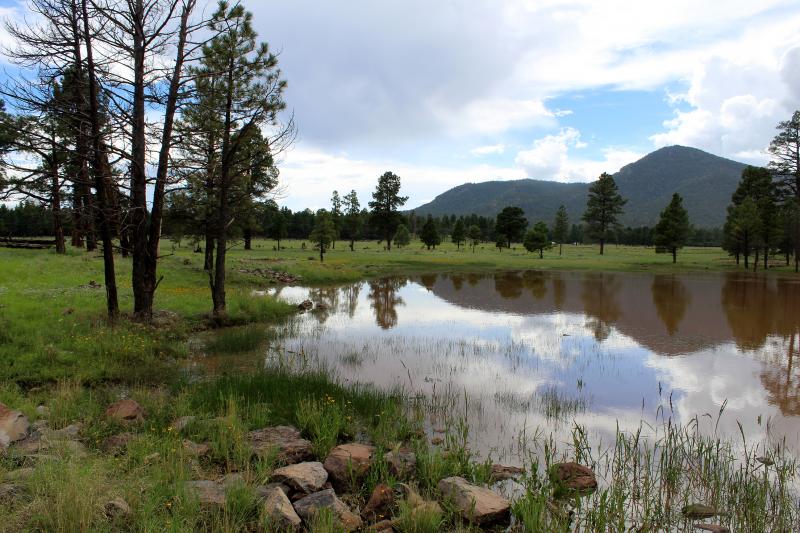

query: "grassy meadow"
xmin=1 ymin=240 xmax=799 ymax=531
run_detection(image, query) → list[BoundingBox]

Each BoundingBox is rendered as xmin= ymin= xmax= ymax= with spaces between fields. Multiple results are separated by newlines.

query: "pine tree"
xmin=394 ymin=224 xmax=411 ymax=247
xmin=653 ymin=193 xmax=691 ymax=263
xmin=309 ymin=209 xmax=337 ymax=261
xmin=523 ymin=221 xmax=549 ymax=258
xmin=420 ymin=215 xmax=441 ymax=250
xmin=730 ymin=197 xmax=762 ymax=269
xmin=768 ymin=110 xmax=800 ymax=202
xmin=451 ymin=219 xmax=466 ymax=250
xmin=552 ymin=205 xmax=569 ymax=255
xmin=330 ymin=190 xmax=342 ymax=248
xmin=369 ymin=171 xmax=408 ymax=250
xmin=342 ymin=190 xmax=362 ymax=251
xmin=583 ymin=172 xmax=626 ymax=255
xmin=468 ymin=224 xmax=482 ymax=253
xmin=495 ymin=206 xmax=527 ymax=248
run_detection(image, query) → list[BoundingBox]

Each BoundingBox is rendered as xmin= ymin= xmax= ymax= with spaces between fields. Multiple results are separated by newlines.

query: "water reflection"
xmin=264 ymin=271 xmax=800 ymax=462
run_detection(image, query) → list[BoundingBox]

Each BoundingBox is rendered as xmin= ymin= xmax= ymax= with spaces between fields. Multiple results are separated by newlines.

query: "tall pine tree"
xmin=582 ymin=172 xmax=626 ymax=255
xmin=653 ymin=193 xmax=691 ymax=263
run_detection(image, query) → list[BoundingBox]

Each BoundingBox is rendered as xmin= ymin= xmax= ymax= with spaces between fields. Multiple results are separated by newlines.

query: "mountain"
xmin=411 ymin=146 xmax=748 ymax=227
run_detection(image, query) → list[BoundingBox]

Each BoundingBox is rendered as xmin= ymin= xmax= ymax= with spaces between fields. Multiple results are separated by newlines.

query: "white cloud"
xmin=470 ymin=144 xmax=506 ymax=157
xmin=514 ymin=129 xmax=641 ymax=182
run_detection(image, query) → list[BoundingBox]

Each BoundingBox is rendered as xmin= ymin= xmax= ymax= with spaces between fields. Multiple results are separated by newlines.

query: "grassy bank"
xmin=1 ymin=244 xmax=799 ymax=531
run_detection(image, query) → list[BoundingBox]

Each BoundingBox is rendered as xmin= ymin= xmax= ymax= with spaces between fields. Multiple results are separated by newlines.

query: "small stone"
xmin=384 ymin=447 xmax=416 ymax=478
xmin=549 ymin=462 xmax=597 ymax=497
xmin=323 ymin=443 xmax=375 ymax=489
xmin=171 ymin=416 xmax=196 ymax=432
xmin=367 ymin=519 xmax=395 ymax=532
xmin=183 ymin=439 xmax=210 ymax=457
xmin=273 ymin=461 xmax=328 ymax=494
xmin=438 ymin=476 xmax=510 ymax=525
xmin=756 ymin=456 xmax=774 ymax=466
xmin=102 ymin=433 xmax=136 ymax=454
xmin=682 ymin=504 xmax=719 ymax=520
xmin=262 ymin=484 xmax=302 ymax=530
xmin=693 ymin=525 xmax=730 ymax=533
xmin=218 ymin=473 xmax=246 ymax=487
xmin=430 ymin=437 xmax=443 ymax=445
xmin=293 ymin=489 xmax=362 ymax=532
xmin=0 ymin=403 xmax=30 ymax=444
xmin=298 ymin=300 xmax=314 ymax=311
xmin=362 ymin=483 xmax=394 ymax=523
xmin=144 ymin=452 xmax=161 ymax=465
xmin=186 ymin=480 xmax=226 ymax=507
xmin=0 ymin=482 xmax=23 ymax=503
xmin=248 ymin=426 xmax=313 ymax=463
xmin=490 ymin=464 xmax=524 ymax=481
xmin=104 ymin=497 xmax=132 ymax=519
xmin=35 ymin=405 xmax=50 ymax=417
xmin=105 ymin=400 xmax=144 ymax=425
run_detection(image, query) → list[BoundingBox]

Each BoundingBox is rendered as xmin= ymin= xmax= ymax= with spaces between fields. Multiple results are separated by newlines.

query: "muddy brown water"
xmin=250 ymin=270 xmax=800 ymax=463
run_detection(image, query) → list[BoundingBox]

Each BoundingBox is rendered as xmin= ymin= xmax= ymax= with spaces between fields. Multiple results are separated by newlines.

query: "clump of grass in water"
xmin=205 ymin=326 xmax=272 ymax=354
xmin=538 ymin=385 xmax=587 ymax=421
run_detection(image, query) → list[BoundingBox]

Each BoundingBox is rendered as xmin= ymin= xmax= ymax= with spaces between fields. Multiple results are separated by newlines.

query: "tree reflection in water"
xmin=651 ymin=275 xmax=691 ymax=336
xmin=367 ymin=278 xmax=407 ymax=329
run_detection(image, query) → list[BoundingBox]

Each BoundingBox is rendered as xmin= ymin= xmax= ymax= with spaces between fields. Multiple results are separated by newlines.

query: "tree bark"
xmin=672 ymin=247 xmax=677 ymax=264
xmin=244 ymin=227 xmax=252 ymax=250
xmin=600 ymin=238 xmax=605 ymax=255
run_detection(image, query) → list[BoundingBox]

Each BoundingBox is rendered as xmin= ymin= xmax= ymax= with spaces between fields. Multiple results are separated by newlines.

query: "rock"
xmin=11 ymin=425 xmax=87 ymax=457
xmin=0 ymin=403 xmax=30 ymax=444
xmin=437 ymin=476 xmax=510 ymax=525
xmin=384 ymin=447 xmax=416 ymax=478
xmin=104 ymin=497 xmax=132 ymax=519
xmin=298 ymin=300 xmax=314 ymax=311
xmin=144 ymin=452 xmax=161 ymax=465
xmin=248 ymin=426 xmax=313 ymax=463
xmin=293 ymin=489 xmax=362 ymax=532
xmin=3 ymin=467 xmax=35 ymax=482
xmin=549 ymin=462 xmax=597 ymax=497
xmin=49 ymin=423 xmax=81 ymax=440
xmin=490 ymin=464 xmax=524 ymax=481
xmin=262 ymin=484 xmax=302 ymax=530
xmin=273 ymin=461 xmax=328 ymax=494
xmin=218 ymin=473 xmax=246 ymax=487
xmin=0 ymin=482 xmax=23 ymax=503
xmin=183 ymin=439 xmax=210 ymax=457
xmin=756 ymin=456 xmax=774 ymax=466
xmin=368 ymin=519 xmax=395 ymax=532
xmin=490 ymin=478 xmax=526 ymax=502
xmin=362 ymin=483 xmax=394 ymax=523
xmin=682 ymin=504 xmax=719 ymax=520
xmin=105 ymin=400 xmax=144 ymax=424
xmin=255 ymin=482 xmax=291 ymax=501
xmin=35 ymin=405 xmax=50 ymax=417
xmin=102 ymin=433 xmax=136 ymax=454
xmin=430 ymin=437 xmax=443 ymax=445
xmin=323 ymin=443 xmax=375 ymax=489
xmin=186 ymin=480 xmax=226 ymax=507
xmin=171 ymin=416 xmax=196 ymax=432
xmin=693 ymin=525 xmax=730 ymax=533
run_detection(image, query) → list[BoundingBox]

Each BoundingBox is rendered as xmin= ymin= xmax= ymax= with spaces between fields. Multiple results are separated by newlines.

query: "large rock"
xmin=549 ymin=462 xmax=597 ymax=497
xmin=186 ymin=480 xmax=226 ymax=507
xmin=293 ymin=489 xmax=362 ymax=532
xmin=0 ymin=403 xmax=30 ymax=446
xmin=362 ymin=483 xmax=394 ymax=523
xmin=438 ymin=476 xmax=510 ymax=525
xmin=248 ymin=426 xmax=313 ymax=463
xmin=262 ymin=484 xmax=302 ymax=530
xmin=273 ymin=461 xmax=328 ymax=494
xmin=323 ymin=443 xmax=375 ymax=489
xmin=105 ymin=400 xmax=144 ymax=424
xmin=384 ymin=447 xmax=416 ymax=478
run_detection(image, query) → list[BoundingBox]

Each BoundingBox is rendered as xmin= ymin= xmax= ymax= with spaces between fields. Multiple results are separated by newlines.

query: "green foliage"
xmin=523 ymin=221 xmax=550 ymax=258
xmin=450 ymin=219 xmax=466 ymax=250
xmin=552 ymin=205 xmax=569 ymax=254
xmin=342 ymin=190 xmax=362 ymax=249
xmin=768 ymin=109 xmax=800 ymax=201
xmin=583 ymin=172 xmax=627 ymax=253
xmin=419 ymin=215 xmax=441 ymax=250
xmin=467 ymin=224 xmax=482 ymax=252
xmin=309 ymin=209 xmax=337 ymax=261
xmin=295 ymin=395 xmax=353 ymax=457
xmin=495 ymin=206 xmax=528 ymax=247
xmin=394 ymin=224 xmax=411 ymax=248
xmin=653 ymin=193 xmax=691 ymax=262
xmin=395 ymin=499 xmax=444 ymax=533
xmin=369 ymin=171 xmax=408 ymax=249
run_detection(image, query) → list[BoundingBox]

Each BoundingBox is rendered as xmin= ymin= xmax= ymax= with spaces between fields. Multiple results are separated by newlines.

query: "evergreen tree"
xmin=451 ymin=219 xmax=466 ymax=250
xmin=309 ymin=209 xmax=337 ymax=261
xmin=369 ymin=171 xmax=408 ymax=250
xmin=583 ymin=172 xmax=626 ymax=255
xmin=730 ymin=197 xmax=762 ymax=269
xmin=523 ymin=221 xmax=549 ymax=258
xmin=552 ymin=205 xmax=569 ymax=255
xmin=342 ymin=189 xmax=362 ymax=251
xmin=420 ymin=215 xmax=441 ymax=250
xmin=653 ymin=193 xmax=691 ymax=263
xmin=269 ymin=209 xmax=288 ymax=250
xmin=394 ymin=224 xmax=411 ymax=247
xmin=768 ymin=110 xmax=800 ymax=202
xmin=330 ymin=190 xmax=342 ymax=248
xmin=495 ymin=206 xmax=527 ymax=248
xmin=467 ymin=225 xmax=481 ymax=253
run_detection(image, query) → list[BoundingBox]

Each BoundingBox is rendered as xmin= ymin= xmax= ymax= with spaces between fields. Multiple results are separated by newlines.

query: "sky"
xmin=2 ymin=0 xmax=800 ymax=211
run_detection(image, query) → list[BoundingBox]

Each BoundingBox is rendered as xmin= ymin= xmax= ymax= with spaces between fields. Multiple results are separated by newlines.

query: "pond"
xmin=255 ymin=270 xmax=800 ymax=465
